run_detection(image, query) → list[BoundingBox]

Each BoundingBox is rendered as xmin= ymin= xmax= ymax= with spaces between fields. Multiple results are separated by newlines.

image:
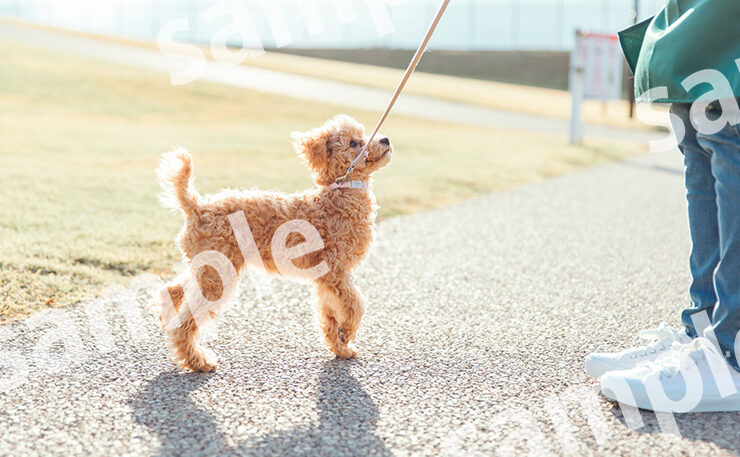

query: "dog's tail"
xmin=156 ymin=148 xmax=200 ymax=216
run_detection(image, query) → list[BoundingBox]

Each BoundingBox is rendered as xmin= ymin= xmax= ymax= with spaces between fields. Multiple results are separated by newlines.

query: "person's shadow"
xmin=129 ymin=359 xmax=392 ymax=457
xmin=607 ymin=403 xmax=740 ymax=454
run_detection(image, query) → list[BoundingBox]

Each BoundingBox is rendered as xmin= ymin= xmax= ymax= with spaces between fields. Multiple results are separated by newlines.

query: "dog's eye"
xmin=350 ymin=140 xmax=357 ymax=148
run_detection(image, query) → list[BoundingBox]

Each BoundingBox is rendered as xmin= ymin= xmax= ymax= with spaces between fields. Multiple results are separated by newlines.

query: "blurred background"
xmin=0 ymin=0 xmax=665 ymax=90
xmin=0 ymin=0 xmax=664 ymax=321
xmin=0 ymin=0 xmax=663 ymax=49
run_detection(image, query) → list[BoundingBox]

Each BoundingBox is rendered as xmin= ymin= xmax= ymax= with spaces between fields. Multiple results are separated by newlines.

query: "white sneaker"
xmin=585 ymin=323 xmax=691 ymax=378
xmin=600 ymin=337 xmax=740 ymax=412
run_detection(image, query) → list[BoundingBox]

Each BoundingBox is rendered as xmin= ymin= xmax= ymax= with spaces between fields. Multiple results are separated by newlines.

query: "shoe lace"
xmin=627 ymin=323 xmax=684 ymax=358
xmin=655 ymin=337 xmax=718 ymax=378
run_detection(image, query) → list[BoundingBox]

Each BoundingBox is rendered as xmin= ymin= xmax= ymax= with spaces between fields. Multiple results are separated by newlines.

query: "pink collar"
xmin=327 ymin=180 xmax=368 ymax=190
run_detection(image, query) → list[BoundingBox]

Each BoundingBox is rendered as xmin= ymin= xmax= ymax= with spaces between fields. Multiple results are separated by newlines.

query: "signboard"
xmin=576 ymin=31 xmax=623 ymax=101
xmin=569 ymin=30 xmax=623 ymax=144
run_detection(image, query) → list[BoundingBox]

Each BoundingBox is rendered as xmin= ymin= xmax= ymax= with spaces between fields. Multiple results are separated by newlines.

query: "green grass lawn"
xmin=0 ymin=39 xmax=640 ymax=322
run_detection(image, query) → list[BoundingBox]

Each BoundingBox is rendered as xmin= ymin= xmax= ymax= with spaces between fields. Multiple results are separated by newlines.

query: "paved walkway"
xmin=0 ymin=19 xmax=661 ymax=143
xmin=2 ymin=149 xmax=739 ymax=456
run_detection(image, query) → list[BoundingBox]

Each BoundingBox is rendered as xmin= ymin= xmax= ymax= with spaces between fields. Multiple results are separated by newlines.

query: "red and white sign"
xmin=574 ymin=32 xmax=623 ymax=101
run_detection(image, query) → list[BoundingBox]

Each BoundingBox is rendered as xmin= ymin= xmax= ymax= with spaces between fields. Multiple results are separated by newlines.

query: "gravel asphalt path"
xmin=2 ymin=149 xmax=740 ymax=456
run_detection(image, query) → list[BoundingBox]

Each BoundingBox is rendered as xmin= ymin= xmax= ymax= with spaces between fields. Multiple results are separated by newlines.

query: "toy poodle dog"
xmin=155 ymin=114 xmax=392 ymax=372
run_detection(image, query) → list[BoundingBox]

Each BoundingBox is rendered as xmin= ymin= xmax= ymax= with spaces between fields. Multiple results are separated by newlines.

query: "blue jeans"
xmin=674 ymin=102 xmax=740 ymax=371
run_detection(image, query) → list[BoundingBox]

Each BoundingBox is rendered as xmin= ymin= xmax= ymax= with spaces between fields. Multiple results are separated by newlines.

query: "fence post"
xmin=628 ymin=0 xmax=639 ymax=118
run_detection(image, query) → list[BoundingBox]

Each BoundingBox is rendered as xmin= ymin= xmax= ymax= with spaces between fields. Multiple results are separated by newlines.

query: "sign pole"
xmin=569 ymin=30 xmax=584 ymax=145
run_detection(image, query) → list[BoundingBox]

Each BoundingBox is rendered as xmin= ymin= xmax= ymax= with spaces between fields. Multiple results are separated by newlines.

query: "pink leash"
xmin=334 ymin=0 xmax=452 ymax=184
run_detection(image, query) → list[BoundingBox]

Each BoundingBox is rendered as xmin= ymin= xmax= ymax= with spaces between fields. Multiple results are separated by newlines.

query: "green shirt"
xmin=619 ymin=0 xmax=740 ymax=103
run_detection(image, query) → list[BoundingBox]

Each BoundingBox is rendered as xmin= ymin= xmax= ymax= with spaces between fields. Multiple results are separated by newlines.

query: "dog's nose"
xmin=380 ymin=137 xmax=390 ymax=146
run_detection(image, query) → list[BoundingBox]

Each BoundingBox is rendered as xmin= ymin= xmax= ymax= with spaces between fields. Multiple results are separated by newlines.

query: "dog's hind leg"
xmin=315 ymin=273 xmax=365 ymax=359
xmin=167 ymin=264 xmax=239 ymax=372
xmin=156 ymin=276 xmax=186 ymax=329
xmin=169 ymin=308 xmax=219 ymax=372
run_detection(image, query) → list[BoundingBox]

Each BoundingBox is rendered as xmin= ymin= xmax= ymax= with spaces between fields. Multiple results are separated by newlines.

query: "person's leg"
xmin=598 ymin=107 xmax=740 ymax=410
xmin=584 ymin=103 xmax=716 ymax=379
xmin=672 ymin=103 xmax=721 ymax=337
xmin=700 ymin=112 xmax=740 ymax=370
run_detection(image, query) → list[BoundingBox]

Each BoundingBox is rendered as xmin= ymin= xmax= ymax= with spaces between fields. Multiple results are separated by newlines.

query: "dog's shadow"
xmin=129 ymin=359 xmax=392 ymax=457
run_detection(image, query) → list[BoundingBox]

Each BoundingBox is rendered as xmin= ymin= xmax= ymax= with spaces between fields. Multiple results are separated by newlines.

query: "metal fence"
xmin=0 ymin=0 xmax=665 ymax=51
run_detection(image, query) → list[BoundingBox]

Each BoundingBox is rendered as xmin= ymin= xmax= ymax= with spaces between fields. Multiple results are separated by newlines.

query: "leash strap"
xmin=335 ymin=0 xmax=451 ymax=183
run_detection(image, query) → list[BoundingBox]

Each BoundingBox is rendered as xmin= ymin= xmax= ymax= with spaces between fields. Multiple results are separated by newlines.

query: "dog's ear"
xmin=291 ymin=129 xmax=331 ymax=171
